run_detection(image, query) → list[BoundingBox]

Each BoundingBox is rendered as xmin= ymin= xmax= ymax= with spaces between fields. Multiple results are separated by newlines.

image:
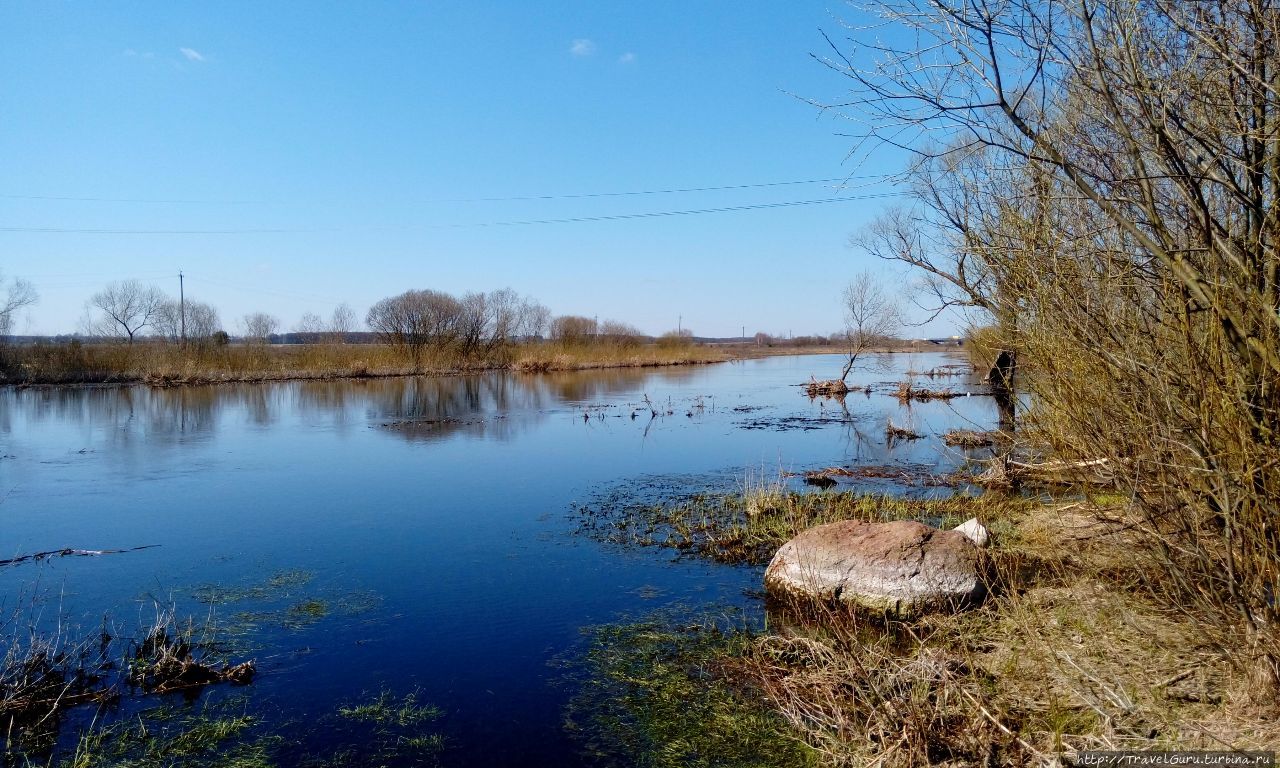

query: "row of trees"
xmin=69 ymin=279 xmax=359 ymax=346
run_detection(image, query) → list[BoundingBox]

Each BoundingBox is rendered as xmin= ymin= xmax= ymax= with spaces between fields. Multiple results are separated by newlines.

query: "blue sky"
xmin=1 ymin=1 xmax=947 ymax=337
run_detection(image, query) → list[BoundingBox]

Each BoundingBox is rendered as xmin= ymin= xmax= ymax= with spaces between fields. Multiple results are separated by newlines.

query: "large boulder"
xmin=764 ymin=519 xmax=986 ymax=616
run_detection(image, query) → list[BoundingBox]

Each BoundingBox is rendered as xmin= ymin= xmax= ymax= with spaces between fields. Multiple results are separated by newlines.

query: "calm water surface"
xmin=0 ymin=351 xmax=997 ymax=766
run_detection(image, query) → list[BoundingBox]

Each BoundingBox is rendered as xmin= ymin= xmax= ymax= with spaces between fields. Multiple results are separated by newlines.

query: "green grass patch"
xmin=577 ymin=485 xmax=1029 ymax=564
xmin=336 ymin=690 xmax=443 ymax=728
xmin=61 ymin=697 xmax=276 ymax=768
xmin=564 ymin=610 xmax=817 ymax=768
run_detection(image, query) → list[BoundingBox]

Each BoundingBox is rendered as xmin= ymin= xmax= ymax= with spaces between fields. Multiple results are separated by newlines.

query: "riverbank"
xmin=0 ymin=341 xmax=732 ymax=387
xmin=576 ymin=485 xmax=1279 ymax=765
xmin=0 ymin=339 xmax=957 ymax=388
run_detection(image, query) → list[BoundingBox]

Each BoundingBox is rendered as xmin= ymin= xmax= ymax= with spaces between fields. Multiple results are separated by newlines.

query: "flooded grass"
xmin=563 ymin=609 xmax=818 ymax=768
xmin=62 ymin=696 xmax=276 ymax=768
xmin=56 ymin=686 xmax=449 ymax=768
xmin=576 ymin=483 xmax=1030 ymax=565
xmin=192 ymin=570 xmax=315 ymax=606
xmin=0 ymin=607 xmax=257 ymax=763
xmin=336 ymin=689 xmax=443 ymax=728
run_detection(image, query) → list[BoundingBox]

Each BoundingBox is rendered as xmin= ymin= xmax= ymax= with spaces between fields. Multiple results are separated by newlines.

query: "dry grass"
xmin=892 ymin=380 xmax=962 ymax=403
xmin=0 ymin=340 xmax=728 ymax=386
xmin=731 ymin=500 xmax=1280 ymax=766
xmin=511 ymin=340 xmax=726 ymax=373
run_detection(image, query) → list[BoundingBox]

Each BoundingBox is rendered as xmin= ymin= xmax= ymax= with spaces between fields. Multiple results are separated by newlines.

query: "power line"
xmin=437 ymin=174 xmax=892 ymax=202
xmin=0 ymin=191 xmax=906 ymax=235
xmin=183 ymin=273 xmax=348 ymax=304
xmin=0 ymin=173 xmax=895 ymax=206
xmin=445 ymin=193 xmax=905 ymax=228
xmin=0 ymin=194 xmax=263 ymax=204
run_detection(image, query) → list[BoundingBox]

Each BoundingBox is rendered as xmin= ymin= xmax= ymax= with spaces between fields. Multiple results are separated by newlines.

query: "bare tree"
xmin=87 ymin=280 xmax=166 ymax=343
xmin=0 ymin=272 xmax=37 ymax=338
xmin=599 ymin=319 xmax=644 ymax=347
xmin=295 ymin=312 xmax=324 ymax=334
xmin=293 ymin=312 xmax=324 ymax=342
xmin=240 ymin=312 xmax=279 ymax=344
xmin=520 ymin=300 xmax=551 ymax=340
xmin=487 ymin=288 xmax=524 ymax=347
xmin=366 ymin=289 xmax=462 ymax=365
xmin=154 ymin=299 xmax=221 ymax=343
xmin=549 ymin=315 xmax=598 ymax=345
xmin=822 ymin=0 xmax=1280 ymax=690
xmin=838 ymin=272 xmax=900 ymax=383
xmin=328 ymin=303 xmax=355 ymax=343
xmin=457 ymin=292 xmax=491 ymax=355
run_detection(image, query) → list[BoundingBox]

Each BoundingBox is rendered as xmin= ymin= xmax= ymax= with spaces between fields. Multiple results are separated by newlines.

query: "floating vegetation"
xmin=736 ymin=414 xmax=849 ymax=432
xmin=885 ymin=418 xmax=922 ymax=441
xmin=804 ymin=377 xmax=849 ymax=398
xmin=942 ymin=429 xmax=1004 ymax=448
xmin=892 ymin=381 xmax=965 ymax=403
xmin=575 ymin=483 xmax=1027 ymax=565
xmin=783 ymin=463 xmax=957 ymax=487
xmin=192 ymin=569 xmax=315 ymax=605
xmin=232 ymin=598 xmax=330 ymax=632
xmin=563 ymin=609 xmax=817 ymax=768
xmin=905 ymin=364 xmax=972 ymax=378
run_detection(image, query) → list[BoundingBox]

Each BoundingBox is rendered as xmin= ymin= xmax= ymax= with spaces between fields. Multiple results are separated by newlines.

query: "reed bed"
xmin=0 ymin=340 xmax=728 ymax=386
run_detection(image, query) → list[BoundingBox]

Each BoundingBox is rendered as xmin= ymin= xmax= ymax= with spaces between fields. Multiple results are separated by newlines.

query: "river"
xmin=0 ymin=350 xmax=997 ymax=766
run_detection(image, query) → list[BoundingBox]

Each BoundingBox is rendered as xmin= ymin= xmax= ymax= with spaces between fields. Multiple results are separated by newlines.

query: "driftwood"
xmin=0 ymin=545 xmax=158 ymax=568
xmin=977 ymin=457 xmax=1114 ymax=488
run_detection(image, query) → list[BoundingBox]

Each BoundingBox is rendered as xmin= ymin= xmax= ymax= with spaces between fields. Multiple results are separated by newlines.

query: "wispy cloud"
xmin=618 ymin=52 xmax=636 ymax=64
xmin=569 ymin=38 xmax=596 ymax=57
xmin=179 ymin=47 xmax=205 ymax=62
xmin=123 ymin=48 xmax=155 ymax=59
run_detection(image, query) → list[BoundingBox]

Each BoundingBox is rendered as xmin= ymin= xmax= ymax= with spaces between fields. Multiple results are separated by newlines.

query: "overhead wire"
xmin=0 ymin=190 xmax=906 ymax=235
xmin=0 ymin=173 xmax=895 ymax=206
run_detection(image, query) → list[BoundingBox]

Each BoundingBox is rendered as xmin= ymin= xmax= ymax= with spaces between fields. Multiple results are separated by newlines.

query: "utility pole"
xmin=678 ymin=315 xmax=682 ymax=334
xmin=179 ymin=270 xmax=186 ymax=345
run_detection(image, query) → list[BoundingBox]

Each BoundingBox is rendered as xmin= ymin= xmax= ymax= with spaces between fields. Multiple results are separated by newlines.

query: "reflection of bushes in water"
xmin=575 ymin=483 xmax=1028 ymax=565
xmin=565 ymin=609 xmax=817 ymax=768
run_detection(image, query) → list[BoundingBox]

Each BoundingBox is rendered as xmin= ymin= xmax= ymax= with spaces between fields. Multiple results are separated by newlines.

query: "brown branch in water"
xmin=0 ymin=545 xmax=158 ymax=568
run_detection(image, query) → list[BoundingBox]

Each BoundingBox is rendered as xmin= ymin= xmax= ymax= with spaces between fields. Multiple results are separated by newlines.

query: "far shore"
xmin=0 ymin=339 xmax=966 ymax=389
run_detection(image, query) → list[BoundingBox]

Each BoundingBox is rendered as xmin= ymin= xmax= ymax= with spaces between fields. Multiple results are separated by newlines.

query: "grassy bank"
xmin=576 ymin=483 xmax=1029 ymax=565
xmin=573 ymin=487 xmax=1279 ymax=766
xmin=0 ymin=340 xmax=729 ymax=387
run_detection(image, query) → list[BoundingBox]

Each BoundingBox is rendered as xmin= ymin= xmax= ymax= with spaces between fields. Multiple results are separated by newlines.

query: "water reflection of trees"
xmin=528 ymin=367 xmax=700 ymax=404
xmin=0 ymin=366 xmax=716 ymax=450
xmin=367 ymin=375 xmax=547 ymax=443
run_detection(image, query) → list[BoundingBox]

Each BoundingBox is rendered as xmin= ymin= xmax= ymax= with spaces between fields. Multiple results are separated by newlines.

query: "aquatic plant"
xmin=564 ymin=609 xmax=817 ymax=768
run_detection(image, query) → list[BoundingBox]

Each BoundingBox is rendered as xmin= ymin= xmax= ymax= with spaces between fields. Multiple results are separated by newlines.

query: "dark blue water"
xmin=0 ymin=351 xmax=997 ymax=765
